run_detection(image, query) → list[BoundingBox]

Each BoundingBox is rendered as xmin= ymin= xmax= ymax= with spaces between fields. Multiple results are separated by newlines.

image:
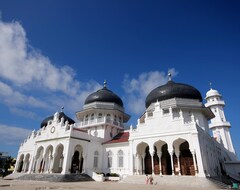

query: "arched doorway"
xmin=161 ymin=144 xmax=172 ymax=175
xmin=44 ymin=145 xmax=53 ymax=173
xmin=17 ymin=154 xmax=24 ymax=172
xmin=71 ymin=145 xmax=84 ymax=173
xmin=153 ymin=146 xmax=160 ymax=174
xmin=52 ymin=144 xmax=64 ymax=173
xmin=179 ymin=141 xmax=195 ymax=175
xmin=35 ymin=146 xmax=44 ymax=173
xmin=24 ymin=154 xmax=30 ymax=172
xmin=144 ymin=146 xmax=152 ymax=174
xmin=136 ymin=142 xmax=148 ymax=174
xmin=71 ymin=151 xmax=80 ymax=173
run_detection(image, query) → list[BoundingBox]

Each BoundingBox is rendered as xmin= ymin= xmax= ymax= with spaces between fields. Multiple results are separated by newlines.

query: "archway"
xmin=44 ymin=145 xmax=53 ymax=173
xmin=136 ymin=142 xmax=148 ymax=174
xmin=52 ymin=144 xmax=64 ymax=173
xmin=17 ymin=154 xmax=24 ymax=172
xmin=179 ymin=141 xmax=195 ymax=175
xmin=161 ymin=144 xmax=172 ymax=175
xmin=144 ymin=146 xmax=152 ymax=174
xmin=35 ymin=146 xmax=44 ymax=173
xmin=24 ymin=154 xmax=30 ymax=172
xmin=153 ymin=146 xmax=160 ymax=174
xmin=71 ymin=151 xmax=80 ymax=173
xmin=71 ymin=145 xmax=84 ymax=173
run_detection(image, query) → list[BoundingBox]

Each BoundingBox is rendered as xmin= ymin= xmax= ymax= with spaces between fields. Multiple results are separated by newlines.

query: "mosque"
xmin=13 ymin=74 xmax=239 ymax=182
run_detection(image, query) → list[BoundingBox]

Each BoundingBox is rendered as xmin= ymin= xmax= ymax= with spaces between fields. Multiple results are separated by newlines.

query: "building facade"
xmin=14 ymin=78 xmax=239 ymax=181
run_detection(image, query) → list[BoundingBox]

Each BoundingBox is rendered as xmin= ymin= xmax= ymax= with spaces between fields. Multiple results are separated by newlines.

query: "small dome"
xmin=145 ymin=80 xmax=203 ymax=108
xmin=206 ymin=88 xmax=221 ymax=98
xmin=40 ymin=112 xmax=75 ymax=128
xmin=84 ymin=86 xmax=123 ymax=107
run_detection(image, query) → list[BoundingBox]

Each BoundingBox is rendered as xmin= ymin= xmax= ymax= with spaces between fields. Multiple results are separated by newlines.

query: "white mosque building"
xmin=14 ymin=75 xmax=239 ymax=182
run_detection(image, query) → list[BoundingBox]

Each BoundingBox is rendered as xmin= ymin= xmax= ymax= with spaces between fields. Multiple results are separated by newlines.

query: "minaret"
xmin=205 ymin=85 xmax=235 ymax=153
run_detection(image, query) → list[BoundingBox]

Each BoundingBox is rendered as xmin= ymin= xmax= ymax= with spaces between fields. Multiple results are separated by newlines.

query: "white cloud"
xmin=122 ymin=69 xmax=178 ymax=115
xmin=0 ymin=124 xmax=32 ymax=145
xmin=0 ymin=19 xmax=101 ymax=115
xmin=0 ymin=81 xmax=48 ymax=108
xmin=10 ymin=107 xmax=40 ymax=120
xmin=0 ymin=20 xmax=81 ymax=95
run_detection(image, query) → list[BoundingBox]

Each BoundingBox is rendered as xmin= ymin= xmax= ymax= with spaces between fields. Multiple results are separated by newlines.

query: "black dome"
xmin=84 ymin=86 xmax=123 ymax=107
xmin=145 ymin=80 xmax=203 ymax=108
xmin=40 ymin=112 xmax=75 ymax=128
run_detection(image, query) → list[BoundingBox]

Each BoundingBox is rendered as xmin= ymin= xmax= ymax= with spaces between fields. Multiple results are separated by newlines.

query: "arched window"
xmin=107 ymin=151 xmax=113 ymax=168
xmin=114 ymin=115 xmax=117 ymax=122
xmin=119 ymin=116 xmax=122 ymax=123
xmin=118 ymin=150 xmax=124 ymax=167
xmin=91 ymin=113 xmax=94 ymax=120
xmin=93 ymin=151 xmax=99 ymax=168
xmin=85 ymin=115 xmax=88 ymax=121
xmin=106 ymin=114 xmax=111 ymax=122
xmin=98 ymin=113 xmax=102 ymax=118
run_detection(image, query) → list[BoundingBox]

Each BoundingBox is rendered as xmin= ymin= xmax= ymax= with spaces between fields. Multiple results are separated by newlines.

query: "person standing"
xmin=145 ymin=175 xmax=149 ymax=184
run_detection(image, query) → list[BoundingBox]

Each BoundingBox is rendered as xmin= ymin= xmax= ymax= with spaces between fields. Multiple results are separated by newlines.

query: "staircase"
xmin=206 ymin=177 xmax=230 ymax=189
xmin=3 ymin=173 xmax=26 ymax=180
xmin=5 ymin=173 xmax=93 ymax=182
xmin=120 ymin=175 xmax=229 ymax=189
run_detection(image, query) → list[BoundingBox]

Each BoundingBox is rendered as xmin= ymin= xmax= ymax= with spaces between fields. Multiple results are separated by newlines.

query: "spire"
xmin=103 ymin=80 xmax=107 ymax=88
xmin=209 ymin=81 xmax=212 ymax=90
xmin=168 ymin=72 xmax=172 ymax=81
xmin=61 ymin=106 xmax=64 ymax=112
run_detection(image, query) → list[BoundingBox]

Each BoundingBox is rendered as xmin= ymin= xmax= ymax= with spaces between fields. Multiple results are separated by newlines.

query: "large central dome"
xmin=145 ymin=80 xmax=203 ymax=108
xmin=84 ymin=84 xmax=123 ymax=107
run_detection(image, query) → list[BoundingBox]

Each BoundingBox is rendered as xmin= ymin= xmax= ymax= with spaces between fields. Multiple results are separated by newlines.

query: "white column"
xmin=191 ymin=150 xmax=198 ymax=175
xmin=169 ymin=151 xmax=175 ymax=175
xmin=129 ymin=140 xmax=134 ymax=175
xmin=175 ymin=151 xmax=181 ymax=175
xmin=136 ymin=154 xmax=140 ymax=175
xmin=151 ymin=152 xmax=154 ymax=175
xmin=61 ymin=139 xmax=71 ymax=174
xmin=47 ymin=155 xmax=52 ymax=173
xmin=141 ymin=153 xmax=146 ymax=174
xmin=157 ymin=152 xmax=162 ymax=175
xmin=79 ymin=152 xmax=82 ymax=173
xmin=83 ymin=153 xmax=87 ymax=173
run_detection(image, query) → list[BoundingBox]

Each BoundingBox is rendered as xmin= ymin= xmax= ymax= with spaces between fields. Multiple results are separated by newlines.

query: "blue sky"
xmin=0 ymin=0 xmax=239 ymax=157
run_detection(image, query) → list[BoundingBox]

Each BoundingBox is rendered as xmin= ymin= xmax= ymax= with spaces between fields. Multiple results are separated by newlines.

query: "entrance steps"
xmin=4 ymin=173 xmax=93 ymax=182
xmin=3 ymin=173 xmax=26 ymax=180
xmin=120 ymin=175 xmax=229 ymax=189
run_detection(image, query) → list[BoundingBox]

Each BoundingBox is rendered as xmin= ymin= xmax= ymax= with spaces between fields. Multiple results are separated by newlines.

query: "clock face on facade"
xmin=50 ymin=126 xmax=55 ymax=133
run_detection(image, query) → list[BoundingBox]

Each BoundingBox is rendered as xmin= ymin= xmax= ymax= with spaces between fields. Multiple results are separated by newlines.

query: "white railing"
xmin=77 ymin=117 xmax=124 ymax=128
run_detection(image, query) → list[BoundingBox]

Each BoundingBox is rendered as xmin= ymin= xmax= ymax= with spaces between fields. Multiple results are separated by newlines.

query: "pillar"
xmin=79 ymin=152 xmax=82 ymax=173
xmin=83 ymin=153 xmax=87 ymax=173
xmin=141 ymin=153 xmax=146 ymax=174
xmin=157 ymin=152 xmax=162 ymax=175
xmin=61 ymin=139 xmax=71 ymax=174
xmin=169 ymin=150 xmax=175 ymax=175
xmin=175 ymin=151 xmax=181 ymax=175
xmin=136 ymin=154 xmax=140 ymax=175
xmin=129 ymin=140 xmax=134 ymax=175
xmin=191 ymin=150 xmax=198 ymax=175
xmin=151 ymin=152 xmax=154 ymax=175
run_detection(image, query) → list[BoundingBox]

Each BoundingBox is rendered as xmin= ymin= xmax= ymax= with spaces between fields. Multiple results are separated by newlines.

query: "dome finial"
xmin=61 ymin=106 xmax=64 ymax=112
xmin=168 ymin=72 xmax=172 ymax=81
xmin=103 ymin=80 xmax=107 ymax=88
xmin=209 ymin=81 xmax=212 ymax=90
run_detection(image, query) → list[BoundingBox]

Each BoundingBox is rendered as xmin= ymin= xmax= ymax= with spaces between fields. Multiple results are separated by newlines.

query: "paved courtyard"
xmin=0 ymin=179 xmax=223 ymax=190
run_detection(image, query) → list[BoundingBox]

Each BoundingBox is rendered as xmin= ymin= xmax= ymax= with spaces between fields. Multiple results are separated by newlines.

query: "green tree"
xmin=3 ymin=157 xmax=16 ymax=177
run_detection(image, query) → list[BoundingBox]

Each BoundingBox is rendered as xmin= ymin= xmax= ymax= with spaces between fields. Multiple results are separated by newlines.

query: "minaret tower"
xmin=205 ymin=84 xmax=235 ymax=153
